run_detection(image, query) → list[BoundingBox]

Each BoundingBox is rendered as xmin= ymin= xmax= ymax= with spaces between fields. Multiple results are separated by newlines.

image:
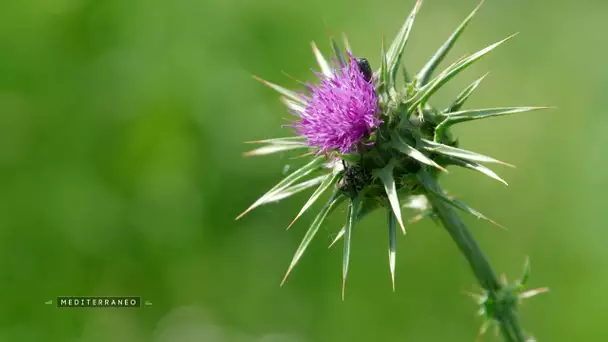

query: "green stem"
xmin=428 ymin=195 xmax=527 ymax=342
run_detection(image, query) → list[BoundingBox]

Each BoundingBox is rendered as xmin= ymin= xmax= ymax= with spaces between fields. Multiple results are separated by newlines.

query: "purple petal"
xmin=293 ymin=55 xmax=381 ymax=154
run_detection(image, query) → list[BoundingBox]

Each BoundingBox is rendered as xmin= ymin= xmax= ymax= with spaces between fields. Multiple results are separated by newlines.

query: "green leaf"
xmin=266 ymin=176 xmax=326 ymax=202
xmin=245 ymin=136 xmax=307 ymax=145
xmin=435 ymin=106 xmax=549 ymax=142
xmin=312 ymin=41 xmax=332 ymax=77
xmin=330 ymin=35 xmax=346 ymax=67
xmin=420 ymin=138 xmax=513 ymax=167
xmin=388 ymin=209 xmax=397 ymax=291
xmin=342 ymin=195 xmax=361 ymax=299
xmin=418 ymin=170 xmax=503 ymax=228
xmin=343 ymin=33 xmax=352 ymax=54
xmin=338 ymin=153 xmax=361 ymax=164
xmin=447 ymin=157 xmax=507 ymax=186
xmin=417 ymin=1 xmax=483 ymax=85
xmin=382 ymin=0 xmax=422 ymax=85
xmin=445 ymin=73 xmax=488 ymax=113
xmin=244 ymin=144 xmax=308 ymax=157
xmin=409 ymin=33 xmax=517 ymax=110
xmin=329 ymin=197 xmax=380 ymax=248
xmin=403 ymin=66 xmax=412 ymax=84
xmin=380 ymin=36 xmax=390 ymax=96
xmin=236 ymin=156 xmax=326 ymax=219
xmin=478 ymin=320 xmax=492 ymax=340
xmin=405 ymin=78 xmax=418 ymax=102
xmin=244 ymin=136 xmax=308 ymax=155
xmin=519 ymin=256 xmax=531 ymax=287
xmin=328 ymin=228 xmax=344 ymax=249
xmin=329 ymin=199 xmax=379 ymax=248
xmin=287 ymin=171 xmax=342 ymax=229
xmin=518 ymin=287 xmax=550 ymax=300
xmin=389 ymin=132 xmax=448 ymax=172
xmin=442 ymin=106 xmax=549 ymax=126
xmin=281 ymin=70 xmax=308 ymax=88
xmin=280 ymin=96 xmax=306 ymax=113
xmin=253 ymin=75 xmax=307 ymax=105
xmin=281 ymin=192 xmax=344 ymax=286
xmin=374 ymin=160 xmax=406 ymax=234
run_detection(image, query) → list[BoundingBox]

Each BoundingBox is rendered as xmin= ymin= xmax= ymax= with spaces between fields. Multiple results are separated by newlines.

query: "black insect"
xmin=339 ymin=161 xmax=372 ymax=198
xmin=356 ymin=58 xmax=373 ymax=82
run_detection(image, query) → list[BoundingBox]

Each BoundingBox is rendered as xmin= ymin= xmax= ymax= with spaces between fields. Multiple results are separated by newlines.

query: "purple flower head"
xmin=294 ymin=54 xmax=381 ymax=154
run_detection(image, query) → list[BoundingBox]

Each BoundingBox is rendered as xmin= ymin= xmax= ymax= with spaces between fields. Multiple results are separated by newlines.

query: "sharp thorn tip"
xmin=286 ymin=222 xmax=296 ymax=230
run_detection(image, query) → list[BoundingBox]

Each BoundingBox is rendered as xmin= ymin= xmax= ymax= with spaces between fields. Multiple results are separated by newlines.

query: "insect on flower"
xmin=355 ymin=58 xmax=373 ymax=82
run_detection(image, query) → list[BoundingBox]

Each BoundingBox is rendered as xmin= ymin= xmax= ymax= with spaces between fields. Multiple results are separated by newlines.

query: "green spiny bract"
xmin=238 ymin=1 xmax=548 ymax=340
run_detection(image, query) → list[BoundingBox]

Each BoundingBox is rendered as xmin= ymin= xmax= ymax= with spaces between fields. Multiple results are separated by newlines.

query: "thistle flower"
xmin=294 ymin=54 xmax=381 ymax=154
xmin=238 ymin=1 xmax=549 ymax=341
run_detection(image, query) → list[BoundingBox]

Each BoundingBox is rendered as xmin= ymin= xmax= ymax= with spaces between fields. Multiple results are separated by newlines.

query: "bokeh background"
xmin=1 ymin=0 xmax=606 ymax=341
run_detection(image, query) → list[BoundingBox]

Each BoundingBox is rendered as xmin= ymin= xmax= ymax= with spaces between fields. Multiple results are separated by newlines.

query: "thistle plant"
xmin=237 ymin=1 xmax=549 ymax=341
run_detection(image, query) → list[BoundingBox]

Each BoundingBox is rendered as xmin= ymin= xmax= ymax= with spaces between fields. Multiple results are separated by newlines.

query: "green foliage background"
xmin=0 ymin=0 xmax=605 ymax=341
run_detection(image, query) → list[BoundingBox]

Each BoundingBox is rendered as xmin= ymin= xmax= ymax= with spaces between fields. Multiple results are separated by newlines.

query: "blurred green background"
xmin=1 ymin=0 xmax=606 ymax=341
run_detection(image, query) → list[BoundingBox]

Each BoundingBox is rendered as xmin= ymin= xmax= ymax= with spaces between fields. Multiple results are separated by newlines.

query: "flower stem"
xmin=428 ymin=195 xmax=527 ymax=342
